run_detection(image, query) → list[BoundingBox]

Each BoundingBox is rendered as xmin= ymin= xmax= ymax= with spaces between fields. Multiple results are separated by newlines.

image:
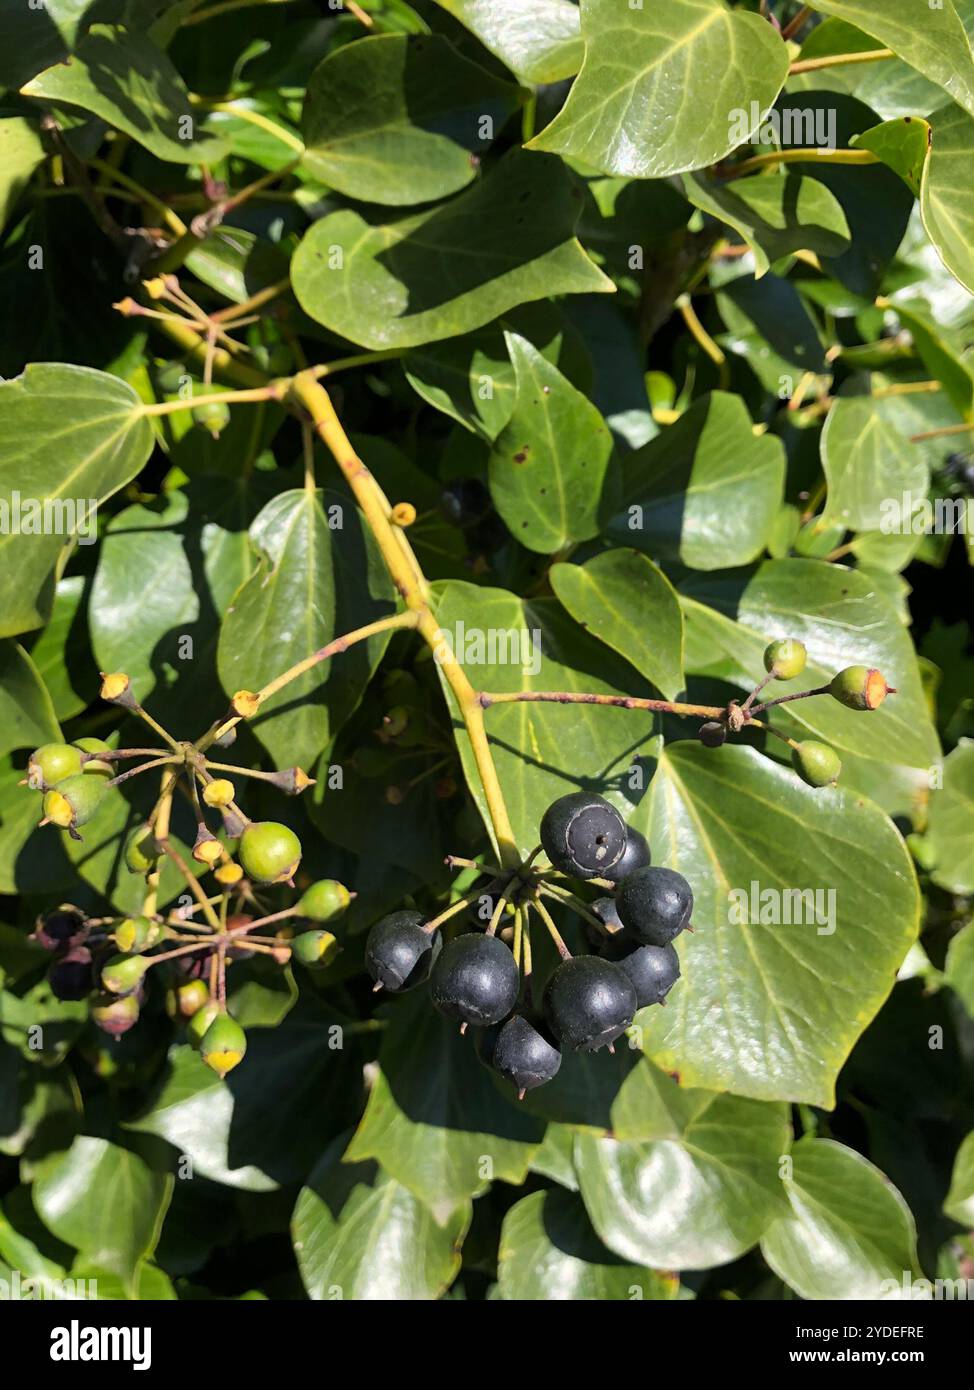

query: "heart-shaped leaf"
xmin=551 ymin=550 xmax=685 ymax=701
xmin=301 ymin=33 xmax=517 ymax=204
xmin=628 ymin=742 xmax=920 ymax=1105
xmin=293 ymin=1135 xmax=470 ymax=1300
xmin=0 ymin=365 xmax=154 ymax=638
xmin=606 ymin=392 xmax=786 ymax=570
xmin=498 ymin=1189 xmax=680 ymax=1300
xmin=573 ymin=1087 xmax=790 ymax=1267
xmin=291 ymin=151 xmax=613 ymax=350
xmin=32 ymin=1137 xmax=172 ymax=1297
xmin=528 ymin=0 xmax=789 ymax=177
xmin=488 ymin=333 xmax=615 ymax=553
xmin=760 ymin=1137 xmax=924 ymax=1299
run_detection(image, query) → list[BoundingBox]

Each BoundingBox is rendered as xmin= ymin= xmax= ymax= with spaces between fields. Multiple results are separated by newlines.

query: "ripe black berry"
xmin=590 ymin=896 xmax=622 ymax=930
xmin=615 ymin=866 xmax=693 ymax=946
xmin=430 ymin=932 xmax=519 ymax=1027
xmin=34 ymin=906 xmax=87 ymax=953
xmin=614 ymin=942 xmax=681 ymax=1009
xmin=365 ymin=910 xmax=439 ymax=992
xmin=49 ymin=947 xmax=93 ymax=1001
xmin=544 ymin=956 xmax=637 ymax=1052
xmin=698 ymin=720 xmax=727 ymax=748
xmin=487 ymin=1015 xmax=562 ymax=1097
xmin=602 ymin=826 xmax=651 ymax=884
xmin=540 ymin=791 xmax=627 ymax=879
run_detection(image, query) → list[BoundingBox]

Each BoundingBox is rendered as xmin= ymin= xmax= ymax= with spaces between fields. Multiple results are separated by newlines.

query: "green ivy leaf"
xmin=0 ymin=117 xmax=44 ymax=227
xmin=528 ymin=0 xmax=789 ymax=177
xmin=629 ymin=743 xmax=920 ymax=1105
xmin=683 ymin=171 xmax=851 ymax=276
xmin=344 ymin=990 xmax=545 ymax=1206
xmin=806 ymin=0 xmax=974 ymax=118
xmin=760 ymin=1137 xmax=923 ymax=1299
xmin=573 ymin=1088 xmax=790 ymax=1268
xmin=550 ymin=550 xmax=685 ymax=701
xmin=945 ymin=920 xmax=974 ymax=1017
xmin=0 ymin=365 xmax=154 ymax=639
xmin=944 ymin=1131 xmax=974 ymax=1225
xmin=487 ymin=333 xmax=615 ymax=553
xmin=32 ymin=1137 xmax=172 ymax=1296
xmin=927 ymin=743 xmax=974 ymax=894
xmin=432 ymin=0 xmax=583 ymax=84
xmin=21 ymin=24 xmax=228 ymax=164
xmin=821 ymin=388 xmax=931 ymax=531
xmin=855 ymin=116 xmax=931 ymax=196
xmin=293 ymin=1135 xmax=470 ymax=1300
xmin=218 ymin=487 xmax=396 ymax=773
xmin=301 ymin=33 xmax=517 ymax=205
xmin=291 ymin=150 xmax=613 ymax=350
xmin=25 ymin=577 xmax=96 ymax=723
xmin=432 ymin=581 xmax=659 ymax=858
xmin=0 ymin=641 xmax=60 ymax=758
xmin=920 ymin=103 xmax=974 ymax=294
xmin=498 ymin=1189 xmax=679 ymax=1300
xmin=715 ymin=274 xmax=828 ymax=393
xmin=606 ymin=392 xmax=786 ymax=570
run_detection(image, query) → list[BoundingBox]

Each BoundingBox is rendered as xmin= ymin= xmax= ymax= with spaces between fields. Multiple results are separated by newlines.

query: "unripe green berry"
xmin=829 ymin=665 xmax=893 ymax=711
xmin=101 ymin=952 xmax=150 ymax=995
xmin=187 ymin=1001 xmax=220 ymax=1048
xmin=156 ymin=361 xmax=188 ymax=394
xmin=791 ymin=741 xmax=841 ymax=788
xmin=298 ymin=879 xmax=351 ymax=923
xmin=192 ymin=400 xmax=231 ymax=436
xmin=200 ymin=1013 xmax=247 ymax=1078
xmin=75 ymin=736 xmax=114 ymax=777
xmin=114 ymin=915 xmax=160 ymax=953
xmin=238 ymin=821 xmax=302 ymax=884
xmin=125 ymin=825 xmax=160 ymax=873
xmin=28 ymin=742 xmax=83 ymax=790
xmin=764 ymin=638 xmax=807 ymax=680
xmin=291 ymin=929 xmax=340 ymax=968
xmin=43 ymin=773 xmax=107 ymax=829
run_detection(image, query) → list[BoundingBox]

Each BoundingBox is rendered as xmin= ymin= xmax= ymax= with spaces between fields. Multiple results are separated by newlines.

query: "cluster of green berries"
xmin=696 ymin=638 xmax=895 ymax=789
xmin=363 ymin=792 xmax=693 ymax=1099
xmin=34 ymin=877 xmax=351 ymax=1076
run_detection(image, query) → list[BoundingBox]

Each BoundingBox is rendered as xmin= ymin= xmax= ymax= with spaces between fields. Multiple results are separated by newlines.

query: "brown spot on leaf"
xmin=513 ymin=446 xmax=530 ymax=464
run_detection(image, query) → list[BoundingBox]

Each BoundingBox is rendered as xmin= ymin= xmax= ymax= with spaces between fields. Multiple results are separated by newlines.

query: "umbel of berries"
xmin=540 ymin=791 xmax=627 ymax=878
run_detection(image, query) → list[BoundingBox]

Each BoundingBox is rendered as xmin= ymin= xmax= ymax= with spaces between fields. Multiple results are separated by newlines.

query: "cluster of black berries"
xmin=364 ymin=791 xmax=693 ymax=1099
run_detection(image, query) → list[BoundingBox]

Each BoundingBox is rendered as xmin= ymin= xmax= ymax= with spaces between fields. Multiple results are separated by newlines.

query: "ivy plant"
xmin=0 ymin=0 xmax=972 ymax=1305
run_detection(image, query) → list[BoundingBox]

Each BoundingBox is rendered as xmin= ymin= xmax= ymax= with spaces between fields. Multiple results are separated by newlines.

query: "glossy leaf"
xmin=21 ymin=24 xmax=228 ymax=164
xmin=0 ymin=641 xmax=60 ymax=758
xmin=293 ymin=1136 xmax=469 ymax=1300
xmin=683 ymin=171 xmax=851 ymax=277
xmin=0 ymin=117 xmax=44 ymax=227
xmin=218 ymin=487 xmax=396 ymax=772
xmin=574 ymin=1086 xmax=789 ymax=1268
xmin=807 ymin=1 xmax=974 ymax=118
xmin=920 ymin=103 xmax=974 ymax=294
xmin=498 ymin=1189 xmax=679 ymax=1300
xmin=529 ymin=0 xmax=789 ymax=177
xmin=487 ymin=333 xmax=614 ymax=553
xmin=629 ymin=742 xmax=920 ymax=1105
xmin=760 ymin=1137 xmax=924 ymax=1299
xmin=291 ymin=151 xmax=613 ymax=350
xmin=855 ymin=116 xmax=931 ymax=197
xmin=0 ymin=365 xmax=153 ymax=638
xmin=551 ymin=549 xmax=685 ymax=700
xmin=606 ymin=392 xmax=786 ymax=570
xmin=927 ymin=743 xmax=974 ymax=894
xmin=301 ymin=34 xmax=517 ymax=204
xmin=944 ymin=1131 xmax=974 ymax=1225
xmin=821 ymin=388 xmax=930 ymax=532
xmin=432 ymin=0 xmax=583 ymax=83
xmin=33 ymin=1137 xmax=172 ymax=1296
